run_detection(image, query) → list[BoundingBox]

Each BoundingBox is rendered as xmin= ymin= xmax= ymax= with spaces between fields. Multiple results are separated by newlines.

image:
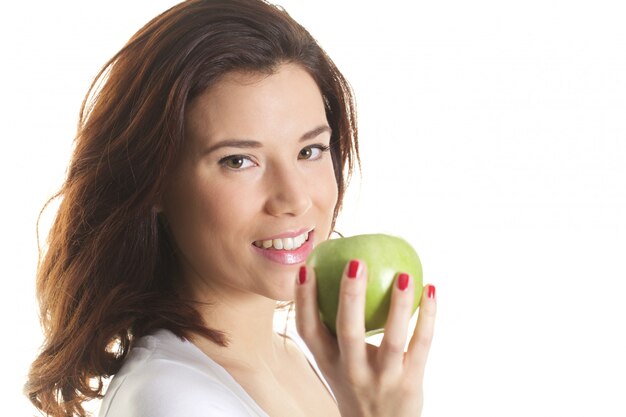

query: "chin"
xmin=265 ymin=275 xmax=298 ymax=303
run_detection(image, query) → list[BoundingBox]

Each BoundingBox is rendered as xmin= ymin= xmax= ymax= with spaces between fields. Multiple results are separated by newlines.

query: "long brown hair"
xmin=25 ymin=1 xmax=359 ymax=416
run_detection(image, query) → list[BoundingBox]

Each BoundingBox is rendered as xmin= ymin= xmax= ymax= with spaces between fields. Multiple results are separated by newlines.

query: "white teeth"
xmin=254 ymin=231 xmax=311 ymax=251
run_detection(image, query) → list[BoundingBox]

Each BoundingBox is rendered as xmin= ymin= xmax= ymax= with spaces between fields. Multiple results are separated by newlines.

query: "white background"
xmin=2 ymin=1 xmax=625 ymax=416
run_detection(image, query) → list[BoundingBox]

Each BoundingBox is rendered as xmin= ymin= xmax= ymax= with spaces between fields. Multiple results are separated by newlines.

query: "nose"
xmin=264 ymin=162 xmax=312 ymax=217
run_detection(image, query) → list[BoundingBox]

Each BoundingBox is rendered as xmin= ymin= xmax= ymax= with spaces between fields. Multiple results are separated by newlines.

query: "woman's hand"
xmin=295 ymin=260 xmax=437 ymax=417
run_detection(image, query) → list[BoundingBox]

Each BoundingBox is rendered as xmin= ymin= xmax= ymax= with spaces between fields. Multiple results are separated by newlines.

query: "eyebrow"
xmin=202 ymin=125 xmax=332 ymax=155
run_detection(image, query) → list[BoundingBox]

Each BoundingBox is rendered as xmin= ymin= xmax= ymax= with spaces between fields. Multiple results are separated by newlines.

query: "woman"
xmin=26 ymin=1 xmax=437 ymax=416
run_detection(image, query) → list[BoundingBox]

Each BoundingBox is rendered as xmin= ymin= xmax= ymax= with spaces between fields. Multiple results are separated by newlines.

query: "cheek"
xmin=313 ymin=159 xmax=340 ymax=213
xmin=163 ymin=174 xmax=240 ymax=259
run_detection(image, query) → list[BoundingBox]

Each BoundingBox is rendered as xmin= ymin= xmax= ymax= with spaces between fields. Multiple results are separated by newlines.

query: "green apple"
xmin=306 ymin=233 xmax=423 ymax=336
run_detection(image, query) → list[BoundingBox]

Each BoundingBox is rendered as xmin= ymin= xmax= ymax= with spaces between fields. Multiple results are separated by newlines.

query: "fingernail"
xmin=397 ymin=273 xmax=410 ymax=291
xmin=298 ymin=266 xmax=307 ymax=285
xmin=427 ymin=284 xmax=436 ymax=299
xmin=348 ymin=260 xmax=360 ymax=279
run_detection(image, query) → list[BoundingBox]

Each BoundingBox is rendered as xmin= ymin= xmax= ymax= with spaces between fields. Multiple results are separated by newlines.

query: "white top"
xmin=98 ymin=328 xmax=334 ymax=417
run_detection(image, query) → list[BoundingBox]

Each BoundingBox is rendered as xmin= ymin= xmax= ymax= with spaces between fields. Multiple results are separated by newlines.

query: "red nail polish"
xmin=298 ymin=266 xmax=307 ymax=285
xmin=397 ymin=273 xmax=409 ymax=291
xmin=427 ymin=284 xmax=436 ymax=299
xmin=348 ymin=260 xmax=360 ymax=279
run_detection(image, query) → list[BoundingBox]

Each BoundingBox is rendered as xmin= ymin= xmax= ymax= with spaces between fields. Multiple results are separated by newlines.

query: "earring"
xmin=330 ymin=230 xmax=344 ymax=239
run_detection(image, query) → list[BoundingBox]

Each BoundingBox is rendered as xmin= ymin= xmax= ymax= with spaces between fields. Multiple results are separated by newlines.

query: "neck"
xmin=186 ymin=283 xmax=287 ymax=370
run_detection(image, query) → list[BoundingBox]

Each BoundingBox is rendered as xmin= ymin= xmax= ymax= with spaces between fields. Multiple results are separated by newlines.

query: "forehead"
xmin=184 ymin=63 xmax=327 ymax=147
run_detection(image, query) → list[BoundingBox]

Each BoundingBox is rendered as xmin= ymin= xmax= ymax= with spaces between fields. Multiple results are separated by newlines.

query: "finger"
xmin=406 ymin=284 xmax=437 ymax=380
xmin=294 ymin=265 xmax=337 ymax=364
xmin=378 ymin=272 xmax=415 ymax=372
xmin=335 ymin=259 xmax=367 ymax=373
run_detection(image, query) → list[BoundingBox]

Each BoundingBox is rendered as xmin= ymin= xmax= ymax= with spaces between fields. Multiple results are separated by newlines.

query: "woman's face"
xmin=161 ymin=63 xmax=338 ymax=302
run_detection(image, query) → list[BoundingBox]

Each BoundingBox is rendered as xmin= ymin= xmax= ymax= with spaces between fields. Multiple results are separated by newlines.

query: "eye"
xmin=299 ymin=144 xmax=331 ymax=160
xmin=219 ymin=155 xmax=255 ymax=170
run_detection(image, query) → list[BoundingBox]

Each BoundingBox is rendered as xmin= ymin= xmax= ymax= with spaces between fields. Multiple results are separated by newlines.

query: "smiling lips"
xmin=252 ymin=230 xmax=310 ymax=251
xmin=251 ymin=229 xmax=315 ymax=265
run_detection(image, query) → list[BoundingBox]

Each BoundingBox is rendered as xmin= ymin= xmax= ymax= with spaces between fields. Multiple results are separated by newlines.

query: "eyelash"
xmin=218 ymin=144 xmax=331 ymax=171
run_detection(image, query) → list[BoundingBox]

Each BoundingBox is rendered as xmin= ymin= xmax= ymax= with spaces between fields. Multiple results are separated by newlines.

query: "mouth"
xmin=252 ymin=228 xmax=313 ymax=251
xmin=251 ymin=229 xmax=315 ymax=265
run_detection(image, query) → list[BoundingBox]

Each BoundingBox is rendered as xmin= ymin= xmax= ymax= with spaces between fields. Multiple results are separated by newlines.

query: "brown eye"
xmin=219 ymin=155 xmax=254 ymax=170
xmin=225 ymin=157 xmax=244 ymax=168
xmin=299 ymin=148 xmax=313 ymax=159
xmin=299 ymin=144 xmax=330 ymax=160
